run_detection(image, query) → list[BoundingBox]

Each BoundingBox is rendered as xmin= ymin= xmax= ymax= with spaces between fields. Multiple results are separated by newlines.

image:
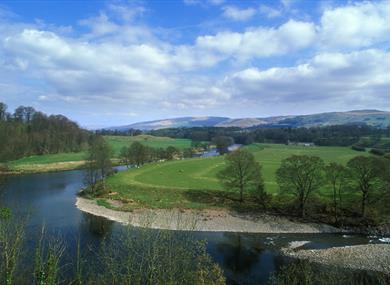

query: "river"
xmin=1 ymin=168 xmax=387 ymax=284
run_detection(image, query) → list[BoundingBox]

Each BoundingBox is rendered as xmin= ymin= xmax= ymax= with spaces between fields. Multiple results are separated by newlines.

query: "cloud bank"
xmin=0 ymin=1 xmax=389 ymax=126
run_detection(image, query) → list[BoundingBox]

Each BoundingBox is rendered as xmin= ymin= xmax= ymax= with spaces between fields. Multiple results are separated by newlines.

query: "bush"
xmin=370 ymin=148 xmax=385 ymax=156
xmin=384 ymin=153 xmax=390 ymax=160
xmin=351 ymin=145 xmax=365 ymax=152
xmin=81 ymin=180 xmax=110 ymax=197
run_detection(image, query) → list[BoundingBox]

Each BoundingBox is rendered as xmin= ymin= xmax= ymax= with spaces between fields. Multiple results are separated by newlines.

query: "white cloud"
xmin=222 ymin=6 xmax=257 ymax=21
xmin=196 ymin=20 xmax=316 ymax=59
xmin=1 ymin=0 xmax=390 ymax=125
xmin=259 ymin=5 xmax=282 ymax=18
xmin=319 ymin=1 xmax=390 ymax=49
xmin=226 ymin=49 xmax=390 ymax=107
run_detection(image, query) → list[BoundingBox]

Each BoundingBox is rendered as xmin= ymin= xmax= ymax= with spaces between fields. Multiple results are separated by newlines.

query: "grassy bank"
xmin=103 ymin=144 xmax=370 ymax=211
xmin=1 ymin=135 xmax=191 ymax=174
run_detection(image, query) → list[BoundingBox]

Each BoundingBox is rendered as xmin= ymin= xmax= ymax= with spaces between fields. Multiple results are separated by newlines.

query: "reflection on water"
xmin=1 ymin=169 xmax=385 ymax=284
xmin=82 ymin=212 xmax=114 ymax=237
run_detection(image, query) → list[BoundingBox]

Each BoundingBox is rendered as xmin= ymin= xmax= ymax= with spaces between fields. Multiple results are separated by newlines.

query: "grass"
xmin=105 ymin=144 xmax=370 ymax=210
xmin=105 ymin=135 xmax=192 ymax=156
xmin=4 ymin=135 xmax=191 ymax=173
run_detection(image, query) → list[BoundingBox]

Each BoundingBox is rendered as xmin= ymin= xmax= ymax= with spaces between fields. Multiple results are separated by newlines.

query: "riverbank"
xmin=282 ymin=244 xmax=390 ymax=274
xmin=0 ymin=159 xmax=125 ymax=175
xmin=0 ymin=160 xmax=87 ymax=175
xmin=76 ymin=197 xmax=341 ymax=233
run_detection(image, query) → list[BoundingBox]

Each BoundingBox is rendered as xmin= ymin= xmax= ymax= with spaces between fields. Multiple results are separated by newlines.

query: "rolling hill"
xmin=109 ymin=110 xmax=390 ymax=130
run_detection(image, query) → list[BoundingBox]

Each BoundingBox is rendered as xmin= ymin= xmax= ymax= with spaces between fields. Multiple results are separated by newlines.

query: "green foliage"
xmin=369 ymin=148 xmax=385 ymax=156
xmin=0 ymin=216 xmax=25 ymax=285
xmin=84 ymin=135 xmax=113 ymax=196
xmin=325 ymin=162 xmax=347 ymax=223
xmin=346 ymin=156 xmax=389 ymax=216
xmin=92 ymin=226 xmax=225 ymax=285
xmin=0 ymin=103 xmax=89 ymax=162
xmin=351 ymin=145 xmax=366 ymax=152
xmin=212 ymin=136 xmax=234 ymax=155
xmin=217 ymin=149 xmax=264 ymax=202
xmin=33 ymin=228 xmax=65 ymax=285
xmin=269 ymin=260 xmax=389 ymax=285
xmin=0 ymin=207 xmax=11 ymax=220
xmin=276 ymin=155 xmax=325 ymax=217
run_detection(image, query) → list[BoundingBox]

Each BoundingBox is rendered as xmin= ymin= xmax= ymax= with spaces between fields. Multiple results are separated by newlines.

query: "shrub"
xmin=351 ymin=145 xmax=365 ymax=152
xmin=370 ymin=148 xmax=385 ymax=156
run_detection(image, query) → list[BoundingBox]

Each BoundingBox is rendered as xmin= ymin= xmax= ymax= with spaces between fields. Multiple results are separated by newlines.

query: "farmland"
xmin=105 ymin=144 xmax=370 ymax=209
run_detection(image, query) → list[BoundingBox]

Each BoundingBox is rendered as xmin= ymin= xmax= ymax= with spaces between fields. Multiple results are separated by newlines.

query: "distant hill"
xmin=109 ymin=110 xmax=390 ymax=131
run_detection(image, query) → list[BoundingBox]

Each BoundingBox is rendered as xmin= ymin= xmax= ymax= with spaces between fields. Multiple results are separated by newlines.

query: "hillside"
xmin=109 ymin=110 xmax=390 ymax=130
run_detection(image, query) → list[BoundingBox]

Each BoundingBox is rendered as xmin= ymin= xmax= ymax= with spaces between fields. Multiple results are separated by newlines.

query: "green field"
xmin=106 ymin=144 xmax=369 ymax=209
xmin=5 ymin=135 xmax=191 ymax=172
xmin=105 ymin=135 xmax=192 ymax=155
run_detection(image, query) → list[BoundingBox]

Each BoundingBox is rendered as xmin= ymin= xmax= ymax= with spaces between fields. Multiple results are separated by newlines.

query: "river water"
xmin=1 ymin=169 xmax=387 ymax=284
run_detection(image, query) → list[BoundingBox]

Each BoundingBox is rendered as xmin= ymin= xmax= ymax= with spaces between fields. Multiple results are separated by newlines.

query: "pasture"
xmin=106 ymin=144 xmax=369 ymax=209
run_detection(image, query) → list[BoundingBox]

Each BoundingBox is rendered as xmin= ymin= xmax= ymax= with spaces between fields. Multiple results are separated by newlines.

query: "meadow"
xmin=105 ymin=144 xmax=369 ymax=210
xmin=5 ymin=135 xmax=191 ymax=173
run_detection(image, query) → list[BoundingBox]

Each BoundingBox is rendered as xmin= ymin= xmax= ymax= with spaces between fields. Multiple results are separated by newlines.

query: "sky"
xmin=0 ymin=0 xmax=389 ymax=128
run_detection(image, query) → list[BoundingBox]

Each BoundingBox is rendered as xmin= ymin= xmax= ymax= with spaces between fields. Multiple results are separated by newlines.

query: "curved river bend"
xmin=1 ymin=169 xmax=385 ymax=284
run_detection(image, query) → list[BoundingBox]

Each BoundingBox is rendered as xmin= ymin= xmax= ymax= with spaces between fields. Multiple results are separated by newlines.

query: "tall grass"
xmin=0 ymin=212 xmax=226 ymax=285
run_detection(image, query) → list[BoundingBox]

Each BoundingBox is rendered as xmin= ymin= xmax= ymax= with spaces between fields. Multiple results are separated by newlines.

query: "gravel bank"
xmin=282 ymin=244 xmax=390 ymax=274
xmin=76 ymin=197 xmax=340 ymax=233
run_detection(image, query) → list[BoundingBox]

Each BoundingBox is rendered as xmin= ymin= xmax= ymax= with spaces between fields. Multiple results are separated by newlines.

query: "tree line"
xmin=0 ymin=102 xmax=89 ymax=162
xmin=218 ymin=149 xmax=390 ymax=223
xmin=149 ymin=124 xmax=390 ymax=149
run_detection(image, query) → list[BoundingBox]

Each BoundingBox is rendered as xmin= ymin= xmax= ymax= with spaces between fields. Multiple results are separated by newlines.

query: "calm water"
xmin=1 ymin=169 xmax=386 ymax=284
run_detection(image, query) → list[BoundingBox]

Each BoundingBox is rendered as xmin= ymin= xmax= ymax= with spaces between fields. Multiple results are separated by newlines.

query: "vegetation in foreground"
xmin=0 ymin=212 xmax=225 ymax=285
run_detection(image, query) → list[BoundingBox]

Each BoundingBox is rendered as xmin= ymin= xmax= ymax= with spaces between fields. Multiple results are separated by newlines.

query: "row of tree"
xmin=0 ymin=102 xmax=89 ymax=162
xmin=119 ymin=142 xmax=195 ymax=168
xmin=218 ymin=149 xmax=390 ymax=221
xmin=149 ymin=125 xmax=390 ymax=148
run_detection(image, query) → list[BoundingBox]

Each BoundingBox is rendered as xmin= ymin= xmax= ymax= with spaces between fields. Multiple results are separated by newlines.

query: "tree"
xmin=346 ymin=156 xmax=387 ymax=217
xmin=166 ymin=146 xmax=179 ymax=160
xmin=276 ymin=155 xmax=325 ymax=217
xmin=119 ymin=146 xmax=131 ymax=168
xmin=212 ymin=136 xmax=234 ymax=155
xmin=217 ymin=149 xmax=264 ymax=203
xmin=128 ymin=142 xmax=149 ymax=167
xmin=84 ymin=135 xmax=113 ymax=194
xmin=0 ymin=102 xmax=7 ymax=121
xmin=325 ymin=162 xmax=347 ymax=223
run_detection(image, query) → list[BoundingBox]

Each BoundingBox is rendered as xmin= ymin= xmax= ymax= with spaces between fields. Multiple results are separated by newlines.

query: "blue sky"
xmin=0 ymin=0 xmax=389 ymax=128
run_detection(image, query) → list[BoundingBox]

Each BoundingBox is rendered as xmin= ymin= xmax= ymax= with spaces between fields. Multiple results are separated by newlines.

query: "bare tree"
xmin=325 ymin=162 xmax=347 ymax=223
xmin=218 ymin=149 xmax=264 ymax=203
xmin=347 ymin=156 xmax=387 ymax=217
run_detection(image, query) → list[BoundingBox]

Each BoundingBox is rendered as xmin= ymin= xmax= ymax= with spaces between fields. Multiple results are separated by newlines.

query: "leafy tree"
xmin=119 ymin=146 xmax=131 ymax=168
xmin=325 ymin=162 xmax=347 ymax=223
xmin=128 ymin=142 xmax=149 ymax=167
xmin=276 ymin=155 xmax=325 ymax=217
xmin=347 ymin=156 xmax=388 ymax=216
xmin=182 ymin=148 xmax=194 ymax=158
xmin=84 ymin=135 xmax=113 ymax=194
xmin=217 ymin=149 xmax=264 ymax=202
xmin=212 ymin=136 xmax=234 ymax=155
xmin=0 ymin=102 xmax=89 ymax=162
xmin=166 ymin=146 xmax=179 ymax=160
